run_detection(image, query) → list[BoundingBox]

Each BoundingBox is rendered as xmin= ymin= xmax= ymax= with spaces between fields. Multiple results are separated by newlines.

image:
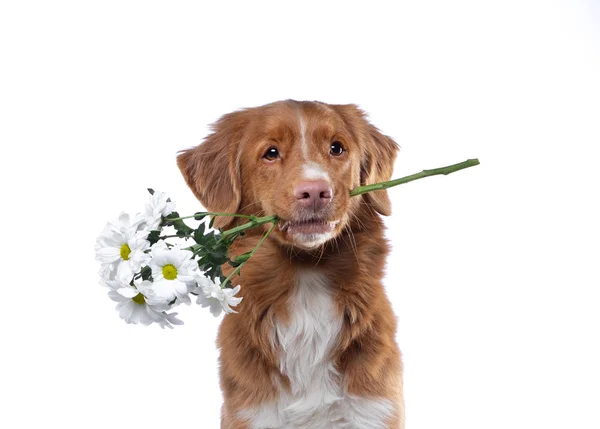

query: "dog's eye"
xmin=263 ymin=147 xmax=280 ymax=161
xmin=330 ymin=141 xmax=345 ymax=156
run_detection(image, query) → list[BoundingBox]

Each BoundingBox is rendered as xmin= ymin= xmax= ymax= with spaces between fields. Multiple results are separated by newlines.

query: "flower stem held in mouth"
xmin=188 ymin=158 xmax=480 ymax=287
xmin=221 ymin=215 xmax=280 ymax=238
xmin=216 ymin=158 xmax=480 ymax=239
xmin=166 ymin=212 xmax=254 ymax=222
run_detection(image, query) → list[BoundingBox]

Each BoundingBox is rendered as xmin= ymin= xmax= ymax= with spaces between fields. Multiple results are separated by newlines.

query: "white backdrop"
xmin=1 ymin=1 xmax=599 ymax=428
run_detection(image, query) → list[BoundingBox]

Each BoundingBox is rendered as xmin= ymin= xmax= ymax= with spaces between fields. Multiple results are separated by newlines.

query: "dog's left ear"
xmin=332 ymin=104 xmax=399 ymax=216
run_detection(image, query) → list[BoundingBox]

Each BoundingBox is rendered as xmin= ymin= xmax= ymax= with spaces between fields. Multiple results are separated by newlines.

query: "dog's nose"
xmin=293 ymin=180 xmax=332 ymax=211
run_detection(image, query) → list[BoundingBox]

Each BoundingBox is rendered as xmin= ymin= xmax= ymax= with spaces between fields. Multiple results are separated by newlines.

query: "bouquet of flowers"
xmin=95 ymin=159 xmax=479 ymax=328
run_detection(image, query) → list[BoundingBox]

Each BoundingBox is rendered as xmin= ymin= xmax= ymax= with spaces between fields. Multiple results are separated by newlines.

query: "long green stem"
xmin=216 ymin=159 xmax=479 ymax=238
xmin=220 ymin=220 xmax=278 ymax=288
xmin=220 ymin=215 xmax=279 ymax=238
xmin=182 ymin=158 xmax=479 ymax=280
xmin=350 ymin=158 xmax=480 ymax=197
xmin=168 ymin=212 xmax=253 ymax=222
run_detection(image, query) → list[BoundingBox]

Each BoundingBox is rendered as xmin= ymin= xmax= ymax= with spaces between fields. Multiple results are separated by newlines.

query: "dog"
xmin=177 ymin=100 xmax=404 ymax=428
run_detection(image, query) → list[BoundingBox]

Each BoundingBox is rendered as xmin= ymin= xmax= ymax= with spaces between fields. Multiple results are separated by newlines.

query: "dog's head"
xmin=177 ymin=100 xmax=398 ymax=250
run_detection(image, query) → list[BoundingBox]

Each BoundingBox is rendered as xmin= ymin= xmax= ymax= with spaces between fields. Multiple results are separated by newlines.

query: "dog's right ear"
xmin=177 ymin=111 xmax=247 ymax=229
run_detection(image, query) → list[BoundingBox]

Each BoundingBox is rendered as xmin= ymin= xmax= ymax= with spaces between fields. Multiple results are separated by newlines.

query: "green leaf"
xmin=147 ymin=230 xmax=160 ymax=245
xmin=193 ymin=223 xmax=206 ymax=244
xmin=140 ymin=266 xmax=152 ymax=281
xmin=147 ymin=188 xmax=155 ymax=195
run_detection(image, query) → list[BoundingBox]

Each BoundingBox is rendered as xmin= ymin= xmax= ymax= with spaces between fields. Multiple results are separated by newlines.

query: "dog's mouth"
xmin=278 ymin=218 xmax=340 ymax=235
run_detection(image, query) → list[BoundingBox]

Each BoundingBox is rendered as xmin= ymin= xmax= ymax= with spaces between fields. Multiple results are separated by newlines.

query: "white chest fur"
xmin=239 ymin=270 xmax=394 ymax=429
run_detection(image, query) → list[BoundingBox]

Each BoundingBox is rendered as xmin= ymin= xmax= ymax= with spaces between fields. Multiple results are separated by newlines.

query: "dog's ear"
xmin=177 ymin=110 xmax=246 ymax=229
xmin=332 ymin=104 xmax=399 ymax=216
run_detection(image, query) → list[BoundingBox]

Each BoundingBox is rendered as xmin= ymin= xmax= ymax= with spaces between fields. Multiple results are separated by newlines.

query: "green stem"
xmin=167 ymin=212 xmax=253 ymax=222
xmin=220 ymin=215 xmax=279 ymax=239
xmin=220 ymin=220 xmax=278 ymax=288
xmin=160 ymin=234 xmax=192 ymax=239
xmin=350 ymin=158 xmax=480 ymax=197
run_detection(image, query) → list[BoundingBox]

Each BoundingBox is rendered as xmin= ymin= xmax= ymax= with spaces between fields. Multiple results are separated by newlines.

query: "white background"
xmin=1 ymin=1 xmax=599 ymax=428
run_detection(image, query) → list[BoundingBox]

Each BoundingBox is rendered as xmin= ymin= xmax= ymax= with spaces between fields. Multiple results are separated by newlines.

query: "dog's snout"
xmin=293 ymin=180 xmax=332 ymax=210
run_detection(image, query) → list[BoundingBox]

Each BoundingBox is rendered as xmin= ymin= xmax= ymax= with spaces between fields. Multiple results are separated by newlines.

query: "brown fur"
xmin=178 ymin=100 xmax=404 ymax=428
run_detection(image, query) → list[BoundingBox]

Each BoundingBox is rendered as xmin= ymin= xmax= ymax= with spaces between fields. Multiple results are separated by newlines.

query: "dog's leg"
xmin=340 ymin=343 xmax=405 ymax=429
xmin=337 ymin=304 xmax=405 ymax=429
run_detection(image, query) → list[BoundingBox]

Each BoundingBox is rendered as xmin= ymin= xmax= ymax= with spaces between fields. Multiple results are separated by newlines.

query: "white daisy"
xmin=144 ymin=190 xmax=176 ymax=231
xmin=105 ymin=279 xmax=183 ymax=328
xmin=194 ymin=277 xmax=243 ymax=317
xmin=106 ymin=277 xmax=165 ymax=310
xmin=148 ymin=240 xmax=197 ymax=305
xmin=95 ymin=212 xmax=151 ymax=282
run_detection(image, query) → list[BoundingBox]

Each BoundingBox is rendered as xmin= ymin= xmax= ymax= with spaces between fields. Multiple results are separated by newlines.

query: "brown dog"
xmin=178 ymin=100 xmax=404 ymax=428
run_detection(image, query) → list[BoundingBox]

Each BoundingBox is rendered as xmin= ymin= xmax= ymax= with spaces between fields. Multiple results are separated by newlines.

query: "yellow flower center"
xmin=162 ymin=264 xmax=178 ymax=280
xmin=132 ymin=293 xmax=145 ymax=305
xmin=120 ymin=244 xmax=131 ymax=261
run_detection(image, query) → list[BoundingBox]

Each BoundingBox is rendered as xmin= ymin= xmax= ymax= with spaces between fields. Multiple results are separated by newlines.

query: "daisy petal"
xmin=116 ymin=287 xmax=138 ymax=298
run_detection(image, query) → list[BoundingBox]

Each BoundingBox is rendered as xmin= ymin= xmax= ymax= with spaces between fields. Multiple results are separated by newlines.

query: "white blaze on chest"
xmin=239 ymin=270 xmax=395 ymax=428
xmin=277 ymin=270 xmax=342 ymax=399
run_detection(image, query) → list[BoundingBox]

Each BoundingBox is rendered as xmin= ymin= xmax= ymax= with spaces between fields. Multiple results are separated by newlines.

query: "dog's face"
xmin=178 ymin=100 xmax=398 ymax=250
